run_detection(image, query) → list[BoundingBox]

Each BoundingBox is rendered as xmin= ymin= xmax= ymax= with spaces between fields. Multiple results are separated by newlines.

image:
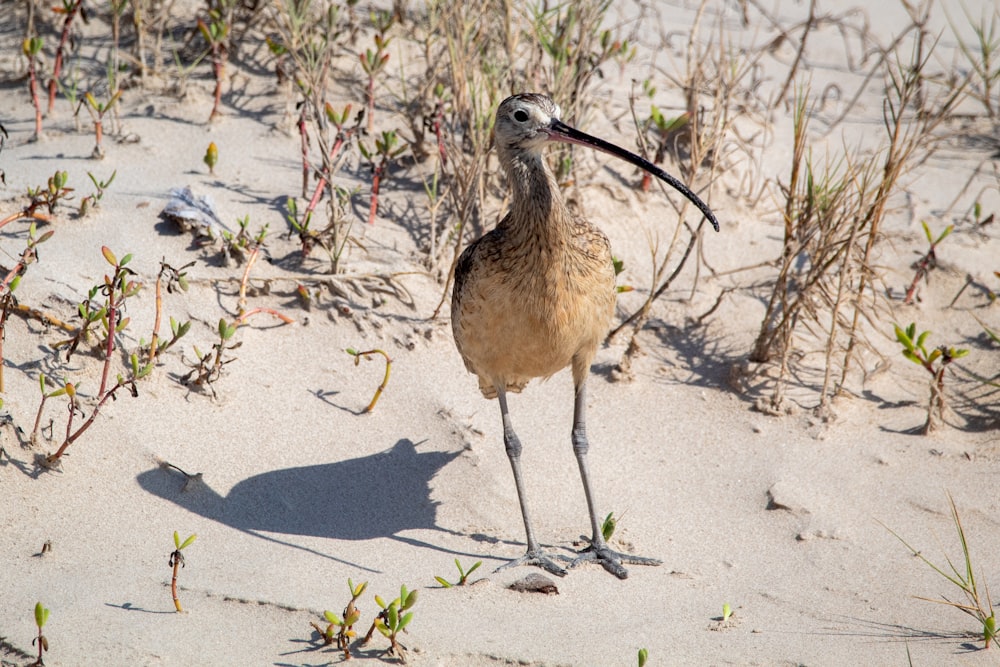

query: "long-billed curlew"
xmin=451 ymin=93 xmax=719 ymax=579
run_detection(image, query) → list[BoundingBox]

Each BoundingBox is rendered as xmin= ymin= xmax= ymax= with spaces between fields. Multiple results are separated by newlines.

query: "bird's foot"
xmin=495 ymin=549 xmax=571 ymax=578
xmin=569 ymin=537 xmax=662 ymax=579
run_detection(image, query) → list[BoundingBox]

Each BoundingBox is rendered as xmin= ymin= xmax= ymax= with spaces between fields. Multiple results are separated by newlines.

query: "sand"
xmin=2 ymin=1 xmax=999 ymax=665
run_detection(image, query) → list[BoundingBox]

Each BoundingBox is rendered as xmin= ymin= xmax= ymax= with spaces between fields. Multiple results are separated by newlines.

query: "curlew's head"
xmin=494 ymin=93 xmax=719 ymax=232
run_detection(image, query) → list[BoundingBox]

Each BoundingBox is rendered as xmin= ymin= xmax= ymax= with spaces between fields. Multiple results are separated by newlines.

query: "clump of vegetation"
xmin=362 ymin=585 xmax=418 ymax=662
xmin=434 ymin=559 xmax=482 ymax=588
xmin=310 ymin=579 xmax=367 ymax=659
xmin=881 ymin=494 xmax=996 ymax=649
xmin=893 ymin=323 xmax=969 ymax=433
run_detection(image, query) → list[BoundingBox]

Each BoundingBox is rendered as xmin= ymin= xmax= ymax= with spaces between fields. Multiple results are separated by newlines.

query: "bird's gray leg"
xmin=568 ymin=380 xmax=662 ymax=579
xmin=495 ymin=387 xmax=569 ymax=577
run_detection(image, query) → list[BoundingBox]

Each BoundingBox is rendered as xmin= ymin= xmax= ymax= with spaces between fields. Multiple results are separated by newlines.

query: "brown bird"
xmin=451 ymin=93 xmax=719 ymax=579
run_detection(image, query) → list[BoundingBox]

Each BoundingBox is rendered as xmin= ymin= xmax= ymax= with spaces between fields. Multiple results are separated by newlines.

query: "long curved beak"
xmin=544 ymin=118 xmax=720 ymax=232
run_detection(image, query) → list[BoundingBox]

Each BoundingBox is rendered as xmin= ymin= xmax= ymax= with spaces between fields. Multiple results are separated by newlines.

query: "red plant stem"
xmin=48 ymin=0 xmax=83 ymax=114
xmin=209 ymin=50 xmax=224 ymax=121
xmin=367 ymin=158 xmax=386 ymax=225
xmin=171 ymin=554 xmax=183 ymax=612
xmin=237 ymin=245 xmax=261 ymax=314
xmin=148 ymin=270 xmax=164 ymax=366
xmin=303 ymin=130 xmax=351 ymax=220
xmin=28 ymin=56 xmax=43 ymax=138
xmin=235 ymin=307 xmax=294 ymax=326
xmin=298 ymin=106 xmax=310 ymax=197
xmin=94 ymin=118 xmax=104 ymax=151
xmin=366 ymin=75 xmax=375 ymax=133
xmin=433 ymin=101 xmax=447 ymax=166
xmin=99 ymin=290 xmax=117 ymax=397
xmin=46 ymin=380 xmax=128 ymax=463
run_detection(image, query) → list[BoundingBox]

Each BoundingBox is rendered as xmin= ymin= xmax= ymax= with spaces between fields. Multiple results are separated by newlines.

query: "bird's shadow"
xmin=136 ymin=439 xmax=466 ymax=566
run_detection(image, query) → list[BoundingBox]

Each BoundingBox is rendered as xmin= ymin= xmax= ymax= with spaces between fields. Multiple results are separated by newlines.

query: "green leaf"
xmin=638 ymin=648 xmax=648 ymax=667
xmin=951 ymin=348 xmax=969 ymax=359
xmin=375 ymin=595 xmax=386 ymax=609
xmin=403 ymin=589 xmax=418 ymax=610
xmin=178 ymin=533 xmax=196 ymax=550
xmin=921 ymin=220 xmax=932 ymax=243
xmin=173 ymin=530 xmax=181 ymax=549
xmin=324 ymin=610 xmax=342 ymax=625
xmin=34 ymin=602 xmax=49 ymax=628
xmin=387 ymin=604 xmax=398 ymax=631
xmin=434 ymin=576 xmax=452 ymax=588
xmin=927 ymin=348 xmax=942 ymax=364
xmin=398 ymin=611 xmax=414 ymax=631
xmin=894 ymin=324 xmax=913 ymax=349
xmin=915 ymin=330 xmax=931 ymax=351
xmin=902 ymin=350 xmax=922 ymax=365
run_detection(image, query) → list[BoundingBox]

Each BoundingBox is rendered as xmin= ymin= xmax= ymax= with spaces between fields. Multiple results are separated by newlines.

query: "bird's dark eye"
xmin=513 ymin=109 xmax=529 ymax=122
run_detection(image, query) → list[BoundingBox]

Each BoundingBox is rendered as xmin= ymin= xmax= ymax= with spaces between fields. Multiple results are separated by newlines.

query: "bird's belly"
xmin=456 ymin=272 xmax=615 ymax=388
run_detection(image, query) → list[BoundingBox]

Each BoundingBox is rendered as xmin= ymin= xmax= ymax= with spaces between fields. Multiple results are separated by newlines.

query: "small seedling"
xmin=47 ymin=0 xmax=84 ymax=115
xmin=169 ymin=531 xmax=196 ymax=612
xmin=904 ymin=222 xmax=953 ymax=304
xmin=32 ymin=602 xmax=50 ymax=666
xmin=23 ymin=36 xmax=44 ymax=140
xmin=204 ymin=142 xmax=218 ymax=175
xmin=601 ymin=511 xmax=617 ymax=542
xmin=434 ymin=558 xmax=482 ymax=587
xmin=722 ymin=603 xmax=733 ymax=622
xmin=359 ymin=11 xmax=393 ymax=133
xmin=359 ymin=130 xmax=408 ymax=226
xmin=78 ymin=170 xmax=116 ymax=217
xmin=881 ymin=493 xmax=996 ymax=648
xmin=181 ymin=318 xmax=241 ymax=393
xmin=346 ymin=348 xmax=392 ymax=413
xmin=894 ymin=323 xmax=969 ymax=433
xmin=82 ymin=90 xmax=122 ymax=159
xmin=638 ymin=648 xmax=648 ymax=667
xmin=310 ymin=579 xmax=367 ymax=659
xmin=363 ymin=585 xmax=417 ymax=662
xmin=198 ymin=5 xmax=231 ymax=122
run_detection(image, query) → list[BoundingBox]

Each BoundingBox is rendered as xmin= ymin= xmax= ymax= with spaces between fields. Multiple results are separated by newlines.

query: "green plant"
xmin=145 ymin=260 xmax=193 ymax=368
xmin=903 ymin=222 xmax=953 ymax=305
xmin=82 ymin=90 xmax=123 ymax=159
xmin=638 ymin=648 xmax=648 ymax=667
xmin=181 ymin=318 xmax=241 ymax=394
xmin=204 ymin=142 xmax=218 ymax=175
xmin=47 ymin=0 xmax=84 ymax=115
xmin=310 ymin=579 xmax=367 ymax=659
xmin=362 ymin=585 xmax=417 ymax=662
xmin=894 ymin=323 xmax=969 ymax=433
xmin=198 ymin=1 xmax=233 ymax=122
xmin=78 ymin=170 xmax=117 ymax=217
xmin=359 ymin=10 xmax=394 ymax=133
xmin=881 ymin=494 xmax=996 ymax=648
xmin=434 ymin=558 xmax=482 ymax=587
xmin=346 ymin=348 xmax=392 ymax=413
xmin=1 ymin=171 xmax=74 ymax=228
xmin=169 ymin=532 xmax=197 ymax=612
xmin=359 ymin=130 xmax=408 ymax=226
xmin=43 ymin=247 xmax=151 ymax=466
xmin=23 ymin=35 xmax=44 ymax=140
xmin=33 ymin=602 xmax=50 ymax=666
xmin=947 ymin=4 xmax=1000 ymax=118
xmin=722 ymin=603 xmax=733 ymax=622
xmin=601 ymin=511 xmax=617 ymax=542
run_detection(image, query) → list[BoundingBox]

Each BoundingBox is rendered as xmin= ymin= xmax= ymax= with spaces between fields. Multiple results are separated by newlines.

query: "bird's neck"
xmin=501 ymin=150 xmax=574 ymax=241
